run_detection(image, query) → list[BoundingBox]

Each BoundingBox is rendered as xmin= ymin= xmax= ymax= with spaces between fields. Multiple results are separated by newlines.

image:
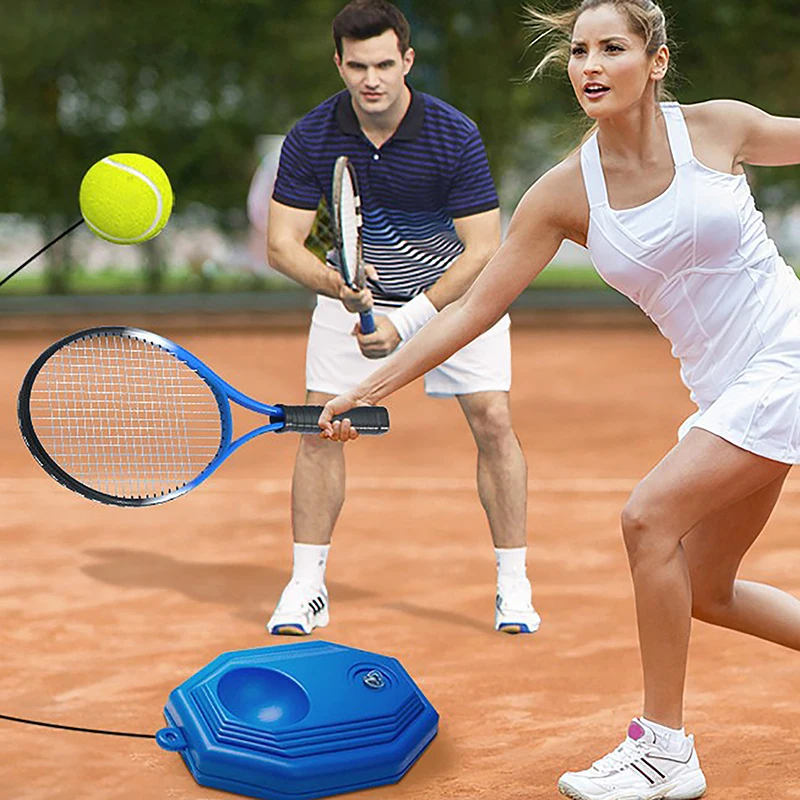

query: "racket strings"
xmin=29 ymin=334 xmax=222 ymax=500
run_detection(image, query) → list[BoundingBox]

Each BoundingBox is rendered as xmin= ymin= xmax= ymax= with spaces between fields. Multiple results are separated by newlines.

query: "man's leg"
xmin=291 ymin=390 xmax=346 ymax=546
xmin=457 ymin=391 xmax=539 ymax=633
xmin=268 ymin=390 xmax=345 ymax=635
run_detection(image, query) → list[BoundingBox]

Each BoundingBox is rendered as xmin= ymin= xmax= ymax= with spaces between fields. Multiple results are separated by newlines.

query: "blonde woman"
xmin=317 ymin=1 xmax=800 ymax=798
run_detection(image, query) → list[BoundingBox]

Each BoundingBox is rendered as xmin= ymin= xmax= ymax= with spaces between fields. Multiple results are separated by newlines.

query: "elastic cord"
xmin=0 ymin=712 xmax=155 ymax=739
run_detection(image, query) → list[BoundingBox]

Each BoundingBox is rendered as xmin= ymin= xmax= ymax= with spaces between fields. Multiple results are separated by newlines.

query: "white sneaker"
xmin=558 ymin=718 xmax=707 ymax=800
xmin=267 ymin=580 xmax=329 ymax=636
xmin=495 ymin=578 xmax=541 ymax=634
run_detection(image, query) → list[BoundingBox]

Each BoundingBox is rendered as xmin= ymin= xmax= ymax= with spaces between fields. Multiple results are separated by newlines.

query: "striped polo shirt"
xmin=272 ymin=88 xmax=499 ymax=307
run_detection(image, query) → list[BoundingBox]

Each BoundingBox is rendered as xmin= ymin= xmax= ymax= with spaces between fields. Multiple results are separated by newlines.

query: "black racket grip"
xmin=275 ymin=404 xmax=390 ymax=435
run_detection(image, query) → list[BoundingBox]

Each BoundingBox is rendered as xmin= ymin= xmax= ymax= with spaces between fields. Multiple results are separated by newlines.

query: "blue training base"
xmin=156 ymin=640 xmax=439 ymax=800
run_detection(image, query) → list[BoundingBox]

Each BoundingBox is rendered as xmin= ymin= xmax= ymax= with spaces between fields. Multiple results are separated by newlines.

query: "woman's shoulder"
xmin=516 ymin=152 xmax=588 ymax=242
xmin=538 ymin=150 xmax=585 ymax=196
xmin=678 ymin=99 xmax=762 ymax=130
xmin=678 ymin=100 xmax=765 ymax=161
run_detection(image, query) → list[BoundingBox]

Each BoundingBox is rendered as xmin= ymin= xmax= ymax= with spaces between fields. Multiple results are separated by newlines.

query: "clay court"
xmin=0 ymin=312 xmax=798 ymax=800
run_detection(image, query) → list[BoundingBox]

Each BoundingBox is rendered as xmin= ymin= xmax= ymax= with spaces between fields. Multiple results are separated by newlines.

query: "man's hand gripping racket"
xmin=332 ymin=155 xmax=376 ymax=334
xmin=17 ymin=327 xmax=389 ymax=506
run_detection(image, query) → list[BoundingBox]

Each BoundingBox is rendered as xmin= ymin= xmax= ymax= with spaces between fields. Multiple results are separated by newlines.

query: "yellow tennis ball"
xmin=79 ymin=153 xmax=174 ymax=244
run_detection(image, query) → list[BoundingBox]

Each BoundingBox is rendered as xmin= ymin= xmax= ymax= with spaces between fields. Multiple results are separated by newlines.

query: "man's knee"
xmin=462 ymin=395 xmax=517 ymax=450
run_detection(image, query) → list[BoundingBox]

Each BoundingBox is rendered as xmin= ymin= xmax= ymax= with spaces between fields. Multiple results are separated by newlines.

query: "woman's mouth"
xmin=583 ymin=83 xmax=611 ymax=99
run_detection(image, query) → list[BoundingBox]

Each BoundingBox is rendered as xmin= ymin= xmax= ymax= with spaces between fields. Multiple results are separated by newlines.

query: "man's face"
xmin=335 ymin=29 xmax=414 ymax=117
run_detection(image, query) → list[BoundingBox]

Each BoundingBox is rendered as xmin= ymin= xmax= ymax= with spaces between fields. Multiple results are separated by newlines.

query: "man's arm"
xmin=355 ymin=208 xmax=501 ymax=359
xmin=423 ymin=208 xmax=501 ymax=311
xmin=355 ymin=121 xmax=501 ymax=359
xmin=266 ymin=199 xmax=342 ymax=298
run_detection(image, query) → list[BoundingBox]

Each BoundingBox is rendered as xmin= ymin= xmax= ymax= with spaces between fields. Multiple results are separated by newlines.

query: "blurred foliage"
xmin=0 ymin=0 xmax=798 ymax=254
xmin=0 ymin=0 xmax=345 ymax=219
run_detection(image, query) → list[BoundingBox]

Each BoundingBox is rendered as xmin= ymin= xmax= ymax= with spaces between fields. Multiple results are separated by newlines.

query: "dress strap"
xmin=580 ymin=132 xmax=609 ymax=209
xmin=661 ymin=102 xmax=693 ymax=167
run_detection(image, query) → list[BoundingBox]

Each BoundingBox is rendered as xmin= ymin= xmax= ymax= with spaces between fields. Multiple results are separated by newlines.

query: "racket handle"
xmin=359 ymin=311 xmax=376 ymax=334
xmin=275 ymin=404 xmax=389 ymax=435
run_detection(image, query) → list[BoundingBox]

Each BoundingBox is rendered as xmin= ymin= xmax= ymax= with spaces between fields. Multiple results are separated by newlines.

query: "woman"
xmin=318 ymin=1 xmax=800 ymax=798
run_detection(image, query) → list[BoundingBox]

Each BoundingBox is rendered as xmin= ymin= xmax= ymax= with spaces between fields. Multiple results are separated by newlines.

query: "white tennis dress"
xmin=581 ymin=102 xmax=800 ymax=463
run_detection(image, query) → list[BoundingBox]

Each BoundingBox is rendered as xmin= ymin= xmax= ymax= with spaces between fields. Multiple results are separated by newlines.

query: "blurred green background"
xmin=0 ymin=0 xmax=798 ymax=297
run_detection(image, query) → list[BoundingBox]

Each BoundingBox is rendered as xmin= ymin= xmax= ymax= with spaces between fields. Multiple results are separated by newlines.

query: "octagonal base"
xmin=157 ymin=641 xmax=438 ymax=800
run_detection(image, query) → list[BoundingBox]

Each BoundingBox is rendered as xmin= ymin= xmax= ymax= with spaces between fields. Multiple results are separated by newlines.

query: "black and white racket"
xmin=331 ymin=156 xmax=376 ymax=334
xmin=17 ymin=327 xmax=389 ymax=506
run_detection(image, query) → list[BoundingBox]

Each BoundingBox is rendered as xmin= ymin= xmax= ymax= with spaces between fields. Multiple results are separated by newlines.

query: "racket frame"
xmin=18 ymin=327 xmax=290 ymax=507
xmin=332 ymin=156 xmax=376 ymax=334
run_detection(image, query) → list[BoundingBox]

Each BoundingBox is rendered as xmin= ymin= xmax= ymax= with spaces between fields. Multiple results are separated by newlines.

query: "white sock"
xmin=641 ymin=716 xmax=688 ymax=752
xmin=292 ymin=543 xmax=330 ymax=586
xmin=495 ymin=547 xmax=527 ymax=585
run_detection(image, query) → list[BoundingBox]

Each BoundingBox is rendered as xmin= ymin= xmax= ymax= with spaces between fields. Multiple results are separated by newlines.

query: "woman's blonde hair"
xmin=524 ymin=0 xmax=673 ymax=102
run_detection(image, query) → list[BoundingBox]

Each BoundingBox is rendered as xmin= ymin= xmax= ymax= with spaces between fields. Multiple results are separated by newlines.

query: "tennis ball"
xmin=79 ymin=153 xmax=174 ymax=244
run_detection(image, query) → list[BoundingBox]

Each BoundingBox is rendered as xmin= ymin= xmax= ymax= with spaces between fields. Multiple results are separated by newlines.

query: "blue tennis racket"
xmin=17 ymin=327 xmax=389 ymax=507
xmin=332 ymin=156 xmax=376 ymax=334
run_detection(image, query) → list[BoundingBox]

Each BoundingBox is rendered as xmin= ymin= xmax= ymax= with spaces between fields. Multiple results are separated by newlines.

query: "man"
xmin=266 ymin=0 xmax=539 ymax=636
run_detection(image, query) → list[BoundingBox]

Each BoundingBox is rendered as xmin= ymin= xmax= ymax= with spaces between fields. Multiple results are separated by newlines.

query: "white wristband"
xmin=389 ymin=292 xmax=437 ymax=342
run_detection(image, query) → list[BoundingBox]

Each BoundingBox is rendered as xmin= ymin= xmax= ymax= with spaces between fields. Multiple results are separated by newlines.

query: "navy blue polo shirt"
xmin=272 ymin=88 xmax=499 ymax=307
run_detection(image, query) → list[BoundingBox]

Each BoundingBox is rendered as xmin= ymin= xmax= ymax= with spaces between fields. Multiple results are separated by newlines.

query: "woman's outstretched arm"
xmin=318 ymin=163 xmax=582 ymax=437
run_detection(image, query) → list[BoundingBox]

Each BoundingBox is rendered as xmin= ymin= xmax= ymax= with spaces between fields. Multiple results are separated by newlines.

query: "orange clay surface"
xmin=0 ymin=313 xmax=798 ymax=800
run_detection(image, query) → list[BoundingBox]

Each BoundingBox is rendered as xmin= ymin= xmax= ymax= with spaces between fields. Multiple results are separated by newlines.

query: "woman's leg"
xmin=685 ymin=471 xmax=800 ymax=649
xmin=620 ymin=428 xmax=791 ymax=728
xmin=558 ymin=430 xmax=791 ymax=800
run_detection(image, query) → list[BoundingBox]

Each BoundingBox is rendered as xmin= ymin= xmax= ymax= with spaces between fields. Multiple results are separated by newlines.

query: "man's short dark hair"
xmin=333 ymin=0 xmax=411 ymax=58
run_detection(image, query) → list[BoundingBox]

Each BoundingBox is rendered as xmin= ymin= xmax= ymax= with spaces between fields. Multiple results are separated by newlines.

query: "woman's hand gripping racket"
xmin=332 ymin=156 xmax=376 ymax=334
xmin=17 ymin=327 xmax=389 ymax=506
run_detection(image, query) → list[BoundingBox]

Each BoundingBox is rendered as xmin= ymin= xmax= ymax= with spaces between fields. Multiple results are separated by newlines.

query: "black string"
xmin=0 ymin=218 xmax=85 ymax=289
xmin=0 ymin=712 xmax=155 ymax=740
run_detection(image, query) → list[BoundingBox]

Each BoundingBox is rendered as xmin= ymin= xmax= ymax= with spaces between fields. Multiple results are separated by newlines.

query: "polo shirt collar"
xmin=335 ymin=86 xmax=424 ymax=141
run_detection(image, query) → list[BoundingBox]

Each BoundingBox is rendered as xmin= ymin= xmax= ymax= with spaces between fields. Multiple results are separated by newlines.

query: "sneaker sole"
xmin=267 ymin=608 xmax=330 ymax=637
xmin=269 ymin=624 xmax=312 ymax=636
xmin=557 ymin=770 xmax=707 ymax=800
xmin=497 ymin=622 xmax=539 ymax=634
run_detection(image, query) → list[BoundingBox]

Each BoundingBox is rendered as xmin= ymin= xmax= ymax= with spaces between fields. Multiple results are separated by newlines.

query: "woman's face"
xmin=567 ymin=4 xmax=668 ymax=119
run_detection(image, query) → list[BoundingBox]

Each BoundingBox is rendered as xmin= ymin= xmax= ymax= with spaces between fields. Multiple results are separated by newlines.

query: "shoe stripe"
xmin=308 ymin=597 xmax=326 ymax=614
xmin=641 ymin=757 xmax=666 ymax=779
xmin=647 ymin=751 xmax=693 ymax=765
xmin=629 ymin=762 xmax=656 ymax=785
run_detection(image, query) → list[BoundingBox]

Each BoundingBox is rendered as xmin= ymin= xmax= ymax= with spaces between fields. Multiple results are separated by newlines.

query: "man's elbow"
xmin=266 ymin=235 xmax=289 ymax=272
xmin=480 ymin=243 xmax=501 ymax=269
xmin=470 ymin=242 xmax=500 ymax=276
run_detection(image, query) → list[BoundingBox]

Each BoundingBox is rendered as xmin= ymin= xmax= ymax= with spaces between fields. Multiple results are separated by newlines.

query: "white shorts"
xmin=306 ymin=295 xmax=512 ymax=397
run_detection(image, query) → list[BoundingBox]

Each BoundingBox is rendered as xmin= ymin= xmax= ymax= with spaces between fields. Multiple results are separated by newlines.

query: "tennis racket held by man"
xmin=331 ymin=156 xmax=376 ymax=334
